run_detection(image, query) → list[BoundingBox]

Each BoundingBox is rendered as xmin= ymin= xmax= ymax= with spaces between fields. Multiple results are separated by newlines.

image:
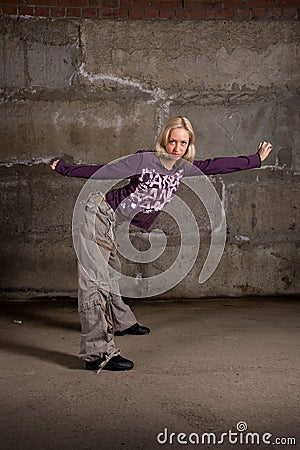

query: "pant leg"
xmin=76 ymin=192 xmax=136 ymax=361
xmin=78 ymin=262 xmax=118 ymax=361
xmin=108 ymin=248 xmax=136 ymax=332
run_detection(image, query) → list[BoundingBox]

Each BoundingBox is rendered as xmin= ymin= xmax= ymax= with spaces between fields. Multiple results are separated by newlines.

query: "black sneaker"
xmin=86 ymin=354 xmax=134 ymax=371
xmin=115 ymin=322 xmax=150 ymax=336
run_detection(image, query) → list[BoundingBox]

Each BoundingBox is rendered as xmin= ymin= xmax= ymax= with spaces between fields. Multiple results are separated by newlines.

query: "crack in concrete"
xmin=78 ymin=62 xmax=165 ymax=102
xmin=0 ymin=157 xmax=56 ymax=167
xmin=77 ymin=63 xmax=173 ymax=132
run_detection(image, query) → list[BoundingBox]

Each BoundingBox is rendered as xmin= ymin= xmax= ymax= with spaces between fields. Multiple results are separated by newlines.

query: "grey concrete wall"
xmin=0 ymin=17 xmax=299 ymax=298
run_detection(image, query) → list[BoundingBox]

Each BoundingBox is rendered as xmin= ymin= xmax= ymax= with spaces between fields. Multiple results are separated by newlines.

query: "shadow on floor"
xmin=0 ymin=336 xmax=82 ymax=370
xmin=0 ymin=299 xmax=81 ymax=332
xmin=0 ymin=299 xmax=82 ymax=370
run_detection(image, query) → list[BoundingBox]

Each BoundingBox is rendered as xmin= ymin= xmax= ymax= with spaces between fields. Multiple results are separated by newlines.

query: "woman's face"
xmin=165 ymin=128 xmax=190 ymax=160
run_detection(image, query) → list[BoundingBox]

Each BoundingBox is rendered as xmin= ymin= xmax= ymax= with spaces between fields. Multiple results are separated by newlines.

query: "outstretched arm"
xmin=190 ymin=141 xmax=273 ymax=176
xmin=49 ymin=152 xmax=144 ymax=180
xmin=50 ymin=159 xmax=104 ymax=178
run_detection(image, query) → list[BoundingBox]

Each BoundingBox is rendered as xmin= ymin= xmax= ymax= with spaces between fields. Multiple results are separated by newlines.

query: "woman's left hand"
xmin=258 ymin=141 xmax=273 ymax=161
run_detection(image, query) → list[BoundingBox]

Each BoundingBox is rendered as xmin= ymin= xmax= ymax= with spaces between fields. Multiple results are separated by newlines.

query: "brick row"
xmin=0 ymin=2 xmax=299 ymax=18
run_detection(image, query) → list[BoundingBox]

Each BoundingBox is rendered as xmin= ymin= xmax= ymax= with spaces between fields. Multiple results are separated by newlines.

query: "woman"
xmin=50 ymin=116 xmax=273 ymax=373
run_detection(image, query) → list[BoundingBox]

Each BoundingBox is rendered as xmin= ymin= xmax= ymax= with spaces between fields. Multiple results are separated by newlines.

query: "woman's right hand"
xmin=50 ymin=159 xmax=60 ymax=170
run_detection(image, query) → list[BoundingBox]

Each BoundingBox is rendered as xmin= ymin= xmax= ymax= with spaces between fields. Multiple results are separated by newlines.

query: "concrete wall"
xmin=0 ymin=16 xmax=299 ymax=298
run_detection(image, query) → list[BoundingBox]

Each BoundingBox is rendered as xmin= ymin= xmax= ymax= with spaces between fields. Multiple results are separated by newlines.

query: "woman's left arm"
xmin=191 ymin=141 xmax=273 ymax=176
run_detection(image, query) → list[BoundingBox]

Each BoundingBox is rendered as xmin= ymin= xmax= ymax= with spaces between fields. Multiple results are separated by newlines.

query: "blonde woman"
xmin=50 ymin=116 xmax=272 ymax=372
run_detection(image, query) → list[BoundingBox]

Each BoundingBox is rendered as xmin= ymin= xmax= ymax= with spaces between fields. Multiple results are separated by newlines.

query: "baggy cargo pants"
xmin=77 ymin=192 xmax=137 ymax=362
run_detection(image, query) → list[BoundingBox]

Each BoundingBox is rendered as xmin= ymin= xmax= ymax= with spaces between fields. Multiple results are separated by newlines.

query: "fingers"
xmin=50 ymin=159 xmax=60 ymax=170
xmin=258 ymin=141 xmax=273 ymax=161
xmin=258 ymin=141 xmax=272 ymax=151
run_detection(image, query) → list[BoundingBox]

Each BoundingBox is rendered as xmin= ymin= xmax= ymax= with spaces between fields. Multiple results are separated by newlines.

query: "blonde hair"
xmin=155 ymin=116 xmax=196 ymax=163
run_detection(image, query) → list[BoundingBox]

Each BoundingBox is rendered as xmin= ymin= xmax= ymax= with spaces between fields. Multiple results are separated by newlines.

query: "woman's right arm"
xmin=50 ymin=159 xmax=104 ymax=178
xmin=50 ymin=152 xmax=144 ymax=180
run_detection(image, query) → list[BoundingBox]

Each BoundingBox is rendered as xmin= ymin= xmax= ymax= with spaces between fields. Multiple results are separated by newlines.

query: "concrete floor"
xmin=0 ymin=297 xmax=299 ymax=450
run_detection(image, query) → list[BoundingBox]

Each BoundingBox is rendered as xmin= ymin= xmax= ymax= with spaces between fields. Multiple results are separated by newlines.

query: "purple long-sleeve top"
xmin=55 ymin=150 xmax=261 ymax=231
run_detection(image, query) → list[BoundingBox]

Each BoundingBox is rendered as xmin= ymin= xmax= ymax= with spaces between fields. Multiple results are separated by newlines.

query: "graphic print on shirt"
xmin=119 ymin=168 xmax=184 ymax=216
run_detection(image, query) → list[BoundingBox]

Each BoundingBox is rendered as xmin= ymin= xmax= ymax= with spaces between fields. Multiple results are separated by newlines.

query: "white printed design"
xmin=120 ymin=168 xmax=184 ymax=215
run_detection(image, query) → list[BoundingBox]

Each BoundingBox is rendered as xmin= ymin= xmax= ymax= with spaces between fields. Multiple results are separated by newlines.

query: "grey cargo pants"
xmin=77 ymin=192 xmax=136 ymax=362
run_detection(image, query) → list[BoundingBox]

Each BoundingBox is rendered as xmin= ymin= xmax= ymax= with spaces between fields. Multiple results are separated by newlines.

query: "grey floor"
xmin=0 ymin=297 xmax=299 ymax=450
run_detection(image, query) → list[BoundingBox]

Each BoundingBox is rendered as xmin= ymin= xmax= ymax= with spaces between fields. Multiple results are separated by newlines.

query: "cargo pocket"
xmin=79 ymin=291 xmax=114 ymax=349
xmin=95 ymin=202 xmax=116 ymax=252
xmin=83 ymin=191 xmax=116 ymax=252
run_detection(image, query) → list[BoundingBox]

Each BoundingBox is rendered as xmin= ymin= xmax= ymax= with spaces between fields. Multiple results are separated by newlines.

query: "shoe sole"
xmin=114 ymin=331 xmax=150 ymax=336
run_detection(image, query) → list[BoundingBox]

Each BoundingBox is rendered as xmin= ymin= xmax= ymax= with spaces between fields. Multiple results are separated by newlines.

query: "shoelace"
xmin=97 ymin=348 xmax=121 ymax=374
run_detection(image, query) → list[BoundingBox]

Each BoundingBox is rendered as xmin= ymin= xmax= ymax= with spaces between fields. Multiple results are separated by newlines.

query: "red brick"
xmin=99 ymin=0 xmax=119 ymax=6
xmin=59 ymin=0 xmax=88 ymax=6
xmin=35 ymin=6 xmax=50 ymax=15
xmin=175 ymin=7 xmax=191 ymax=17
xmin=220 ymin=8 xmax=235 ymax=17
xmin=98 ymin=6 xmax=114 ymax=15
xmin=66 ymin=6 xmax=82 ymax=15
xmin=144 ymin=7 xmax=159 ymax=17
xmin=185 ymin=0 xmax=212 ymax=7
xmin=152 ymin=0 xmax=181 ymax=7
xmin=189 ymin=7 xmax=205 ymax=18
xmin=205 ymin=8 xmax=222 ymax=18
xmin=82 ymin=6 xmax=98 ymax=15
xmin=113 ymin=7 xmax=128 ymax=17
xmin=1 ymin=0 xmax=24 ymax=4
xmin=282 ymin=6 xmax=298 ymax=16
xmin=28 ymin=0 xmax=57 ymax=5
xmin=121 ymin=0 xmax=149 ymax=6
xmin=212 ymin=0 xmax=225 ymax=7
xmin=128 ymin=7 xmax=144 ymax=18
xmin=275 ymin=0 xmax=300 ymax=5
xmin=236 ymin=7 xmax=251 ymax=17
xmin=267 ymin=6 xmax=282 ymax=15
xmin=252 ymin=7 xmax=267 ymax=16
xmin=2 ymin=4 xmax=18 ymax=14
xmin=51 ymin=6 xmax=66 ymax=15
xmin=19 ymin=4 xmax=34 ymax=14
xmin=159 ymin=6 xmax=175 ymax=17
xmin=246 ymin=0 xmax=274 ymax=7
xmin=34 ymin=6 xmax=49 ymax=15
xmin=205 ymin=8 xmax=235 ymax=19
xmin=221 ymin=0 xmax=245 ymax=7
